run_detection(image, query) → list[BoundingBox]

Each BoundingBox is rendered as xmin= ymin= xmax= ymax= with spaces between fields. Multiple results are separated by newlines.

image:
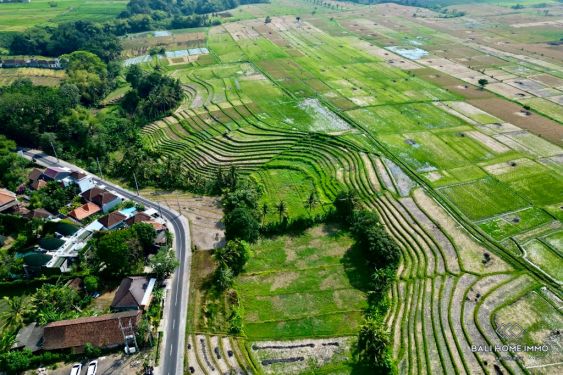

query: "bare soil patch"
xmin=468 ymin=98 xmax=563 ymax=145
xmin=141 ymin=190 xmax=224 ymax=250
xmin=532 ymin=74 xmax=563 ymax=89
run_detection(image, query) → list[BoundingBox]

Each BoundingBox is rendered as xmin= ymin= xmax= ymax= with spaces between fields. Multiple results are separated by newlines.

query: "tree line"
xmin=334 ymin=190 xmax=400 ymax=373
xmin=6 ymin=0 xmax=270 ymax=57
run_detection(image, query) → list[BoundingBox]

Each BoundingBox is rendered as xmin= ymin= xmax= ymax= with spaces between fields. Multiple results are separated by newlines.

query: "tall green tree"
xmin=0 ymin=296 xmax=31 ymax=332
xmin=276 ymin=200 xmax=287 ymax=222
xmin=150 ymin=247 xmax=179 ymax=280
xmin=61 ymin=51 xmax=109 ymax=105
xmin=213 ymin=240 xmax=250 ymax=275
xmin=334 ymin=190 xmax=357 ymax=224
xmin=131 ymin=222 xmax=157 ymax=252
xmin=357 ymin=319 xmax=394 ymax=373
xmin=0 ymin=135 xmax=28 ymax=191
xmin=224 ymin=207 xmax=259 ymax=243
xmin=305 ymin=191 xmax=316 ymax=214
xmin=93 ymin=229 xmax=143 ymax=278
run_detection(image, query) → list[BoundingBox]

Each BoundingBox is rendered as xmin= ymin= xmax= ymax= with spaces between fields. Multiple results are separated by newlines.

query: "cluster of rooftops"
xmin=2 ymin=166 xmax=167 ymax=273
xmin=3 ymin=167 xmax=168 ymax=354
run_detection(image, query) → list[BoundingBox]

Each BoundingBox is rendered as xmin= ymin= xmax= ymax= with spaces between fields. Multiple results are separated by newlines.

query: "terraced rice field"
xmin=136 ymin=4 xmax=563 ymax=373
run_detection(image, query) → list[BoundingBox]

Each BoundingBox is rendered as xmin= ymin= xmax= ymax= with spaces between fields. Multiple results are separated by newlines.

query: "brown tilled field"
xmin=468 ymin=98 xmax=563 ymax=145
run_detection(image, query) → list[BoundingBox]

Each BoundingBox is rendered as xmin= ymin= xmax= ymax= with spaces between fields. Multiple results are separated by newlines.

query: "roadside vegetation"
xmin=1 ymin=0 xmax=562 ymax=373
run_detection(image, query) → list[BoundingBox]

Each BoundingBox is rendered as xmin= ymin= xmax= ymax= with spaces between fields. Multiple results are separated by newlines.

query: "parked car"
xmin=87 ymin=360 xmax=98 ymax=375
xmin=70 ymin=363 xmax=82 ymax=375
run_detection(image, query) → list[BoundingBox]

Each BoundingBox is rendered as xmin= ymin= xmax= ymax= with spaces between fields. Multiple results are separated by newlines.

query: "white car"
xmin=70 ymin=363 xmax=82 ymax=375
xmin=86 ymin=360 xmax=98 ymax=375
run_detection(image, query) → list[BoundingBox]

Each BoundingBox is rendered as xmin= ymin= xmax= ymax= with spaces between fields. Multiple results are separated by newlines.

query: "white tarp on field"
xmin=124 ymin=48 xmax=209 ymax=65
xmin=123 ymin=55 xmax=152 ymax=66
xmin=164 ymin=48 xmax=209 ymax=58
xmin=385 ymin=46 xmax=428 ymax=60
xmin=154 ymin=30 xmax=172 ymax=37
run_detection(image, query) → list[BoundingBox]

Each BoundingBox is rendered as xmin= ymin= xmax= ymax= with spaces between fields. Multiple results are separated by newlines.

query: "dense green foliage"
xmin=0 ymin=80 xmax=79 ymax=147
xmin=9 ymin=21 xmax=122 ymax=62
xmin=6 ymin=0 xmax=268 ymax=56
xmin=0 ymin=136 xmax=28 ymax=191
xmin=221 ymin=175 xmax=261 ymax=243
xmin=90 ymin=223 xmax=156 ymax=279
xmin=32 ymin=283 xmax=86 ymax=325
xmin=118 ymin=0 xmax=268 ymax=31
xmin=213 ymin=239 xmax=250 ymax=275
xmin=29 ymin=181 xmax=79 ymax=213
xmin=350 ymin=210 xmax=401 ymax=271
xmin=224 ymin=207 xmax=260 ymax=243
xmin=150 ymin=247 xmax=179 ymax=280
xmin=61 ymin=51 xmax=113 ymax=105
xmin=357 ymin=318 xmax=395 ymax=373
xmin=0 ymin=349 xmax=32 ymax=375
xmin=333 ymin=193 xmax=400 ymax=372
xmin=123 ymin=65 xmax=183 ymax=121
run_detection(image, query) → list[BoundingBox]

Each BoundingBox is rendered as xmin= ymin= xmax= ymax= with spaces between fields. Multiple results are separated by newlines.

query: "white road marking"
xmin=170 ymin=344 xmax=174 ymax=356
xmin=173 ymin=319 xmax=176 ymax=329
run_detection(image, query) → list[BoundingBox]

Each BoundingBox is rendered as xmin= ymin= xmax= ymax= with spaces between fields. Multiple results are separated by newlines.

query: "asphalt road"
xmin=19 ymin=149 xmax=191 ymax=375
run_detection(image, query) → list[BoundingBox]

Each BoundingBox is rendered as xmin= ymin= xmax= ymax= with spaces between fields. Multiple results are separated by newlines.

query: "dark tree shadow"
xmin=340 ymin=243 xmax=372 ymax=292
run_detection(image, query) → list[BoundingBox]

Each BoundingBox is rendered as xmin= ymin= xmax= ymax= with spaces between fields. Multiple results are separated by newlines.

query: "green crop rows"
xmin=138 ymin=12 xmax=563 ymax=373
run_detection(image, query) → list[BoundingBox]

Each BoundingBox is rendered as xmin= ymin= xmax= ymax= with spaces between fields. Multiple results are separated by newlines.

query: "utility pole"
xmin=96 ymin=157 xmax=103 ymax=178
xmin=49 ymin=141 xmax=59 ymax=163
xmin=132 ymin=172 xmax=140 ymax=196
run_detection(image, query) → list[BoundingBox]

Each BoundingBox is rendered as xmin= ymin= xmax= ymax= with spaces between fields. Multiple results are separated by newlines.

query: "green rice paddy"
xmin=134 ymin=3 xmax=563 ymax=372
xmin=439 ymin=177 xmax=530 ymax=221
xmin=0 ymin=0 xmax=127 ymax=32
xmin=235 ymin=224 xmax=370 ymax=339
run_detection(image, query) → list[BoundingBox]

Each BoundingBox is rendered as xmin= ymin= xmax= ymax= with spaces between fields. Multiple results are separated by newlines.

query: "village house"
xmin=42 ymin=310 xmax=141 ymax=353
xmin=63 ymin=171 xmax=95 ymax=193
xmin=68 ymin=202 xmax=101 ymax=222
xmin=125 ymin=211 xmax=168 ymax=247
xmin=0 ymin=188 xmax=17 ymax=213
xmin=0 ymin=57 xmax=61 ymax=69
xmin=12 ymin=323 xmax=44 ymax=353
xmin=98 ymin=211 xmax=127 ymax=230
xmin=42 ymin=167 xmax=70 ymax=181
xmin=81 ymin=187 xmax=123 ymax=213
xmin=111 ymin=276 xmax=157 ymax=312
xmin=24 ymin=208 xmax=54 ymax=220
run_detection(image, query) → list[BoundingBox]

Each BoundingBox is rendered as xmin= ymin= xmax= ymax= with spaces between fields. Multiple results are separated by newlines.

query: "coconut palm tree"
xmin=0 ymin=296 xmax=30 ymax=332
xmin=305 ymin=191 xmax=316 ymax=215
xmin=261 ymin=202 xmax=269 ymax=223
xmin=276 ymin=200 xmax=287 ymax=222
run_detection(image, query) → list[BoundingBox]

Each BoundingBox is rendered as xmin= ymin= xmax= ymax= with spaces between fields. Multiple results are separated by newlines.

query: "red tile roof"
xmin=81 ymin=187 xmax=119 ymax=207
xmin=43 ymin=167 xmax=68 ymax=180
xmin=69 ymin=171 xmax=87 ymax=180
xmin=98 ymin=211 xmax=127 ymax=228
xmin=69 ymin=202 xmax=101 ymax=221
xmin=31 ymin=179 xmax=47 ymax=191
xmin=25 ymin=208 xmax=53 ymax=220
xmin=125 ymin=212 xmax=151 ymax=226
xmin=0 ymin=188 xmax=16 ymax=206
xmin=28 ymin=168 xmax=44 ymax=182
xmin=43 ymin=310 xmax=141 ymax=350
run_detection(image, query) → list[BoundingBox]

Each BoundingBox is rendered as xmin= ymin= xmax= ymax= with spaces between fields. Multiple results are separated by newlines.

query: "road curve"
xmin=18 ymin=149 xmax=190 ymax=375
